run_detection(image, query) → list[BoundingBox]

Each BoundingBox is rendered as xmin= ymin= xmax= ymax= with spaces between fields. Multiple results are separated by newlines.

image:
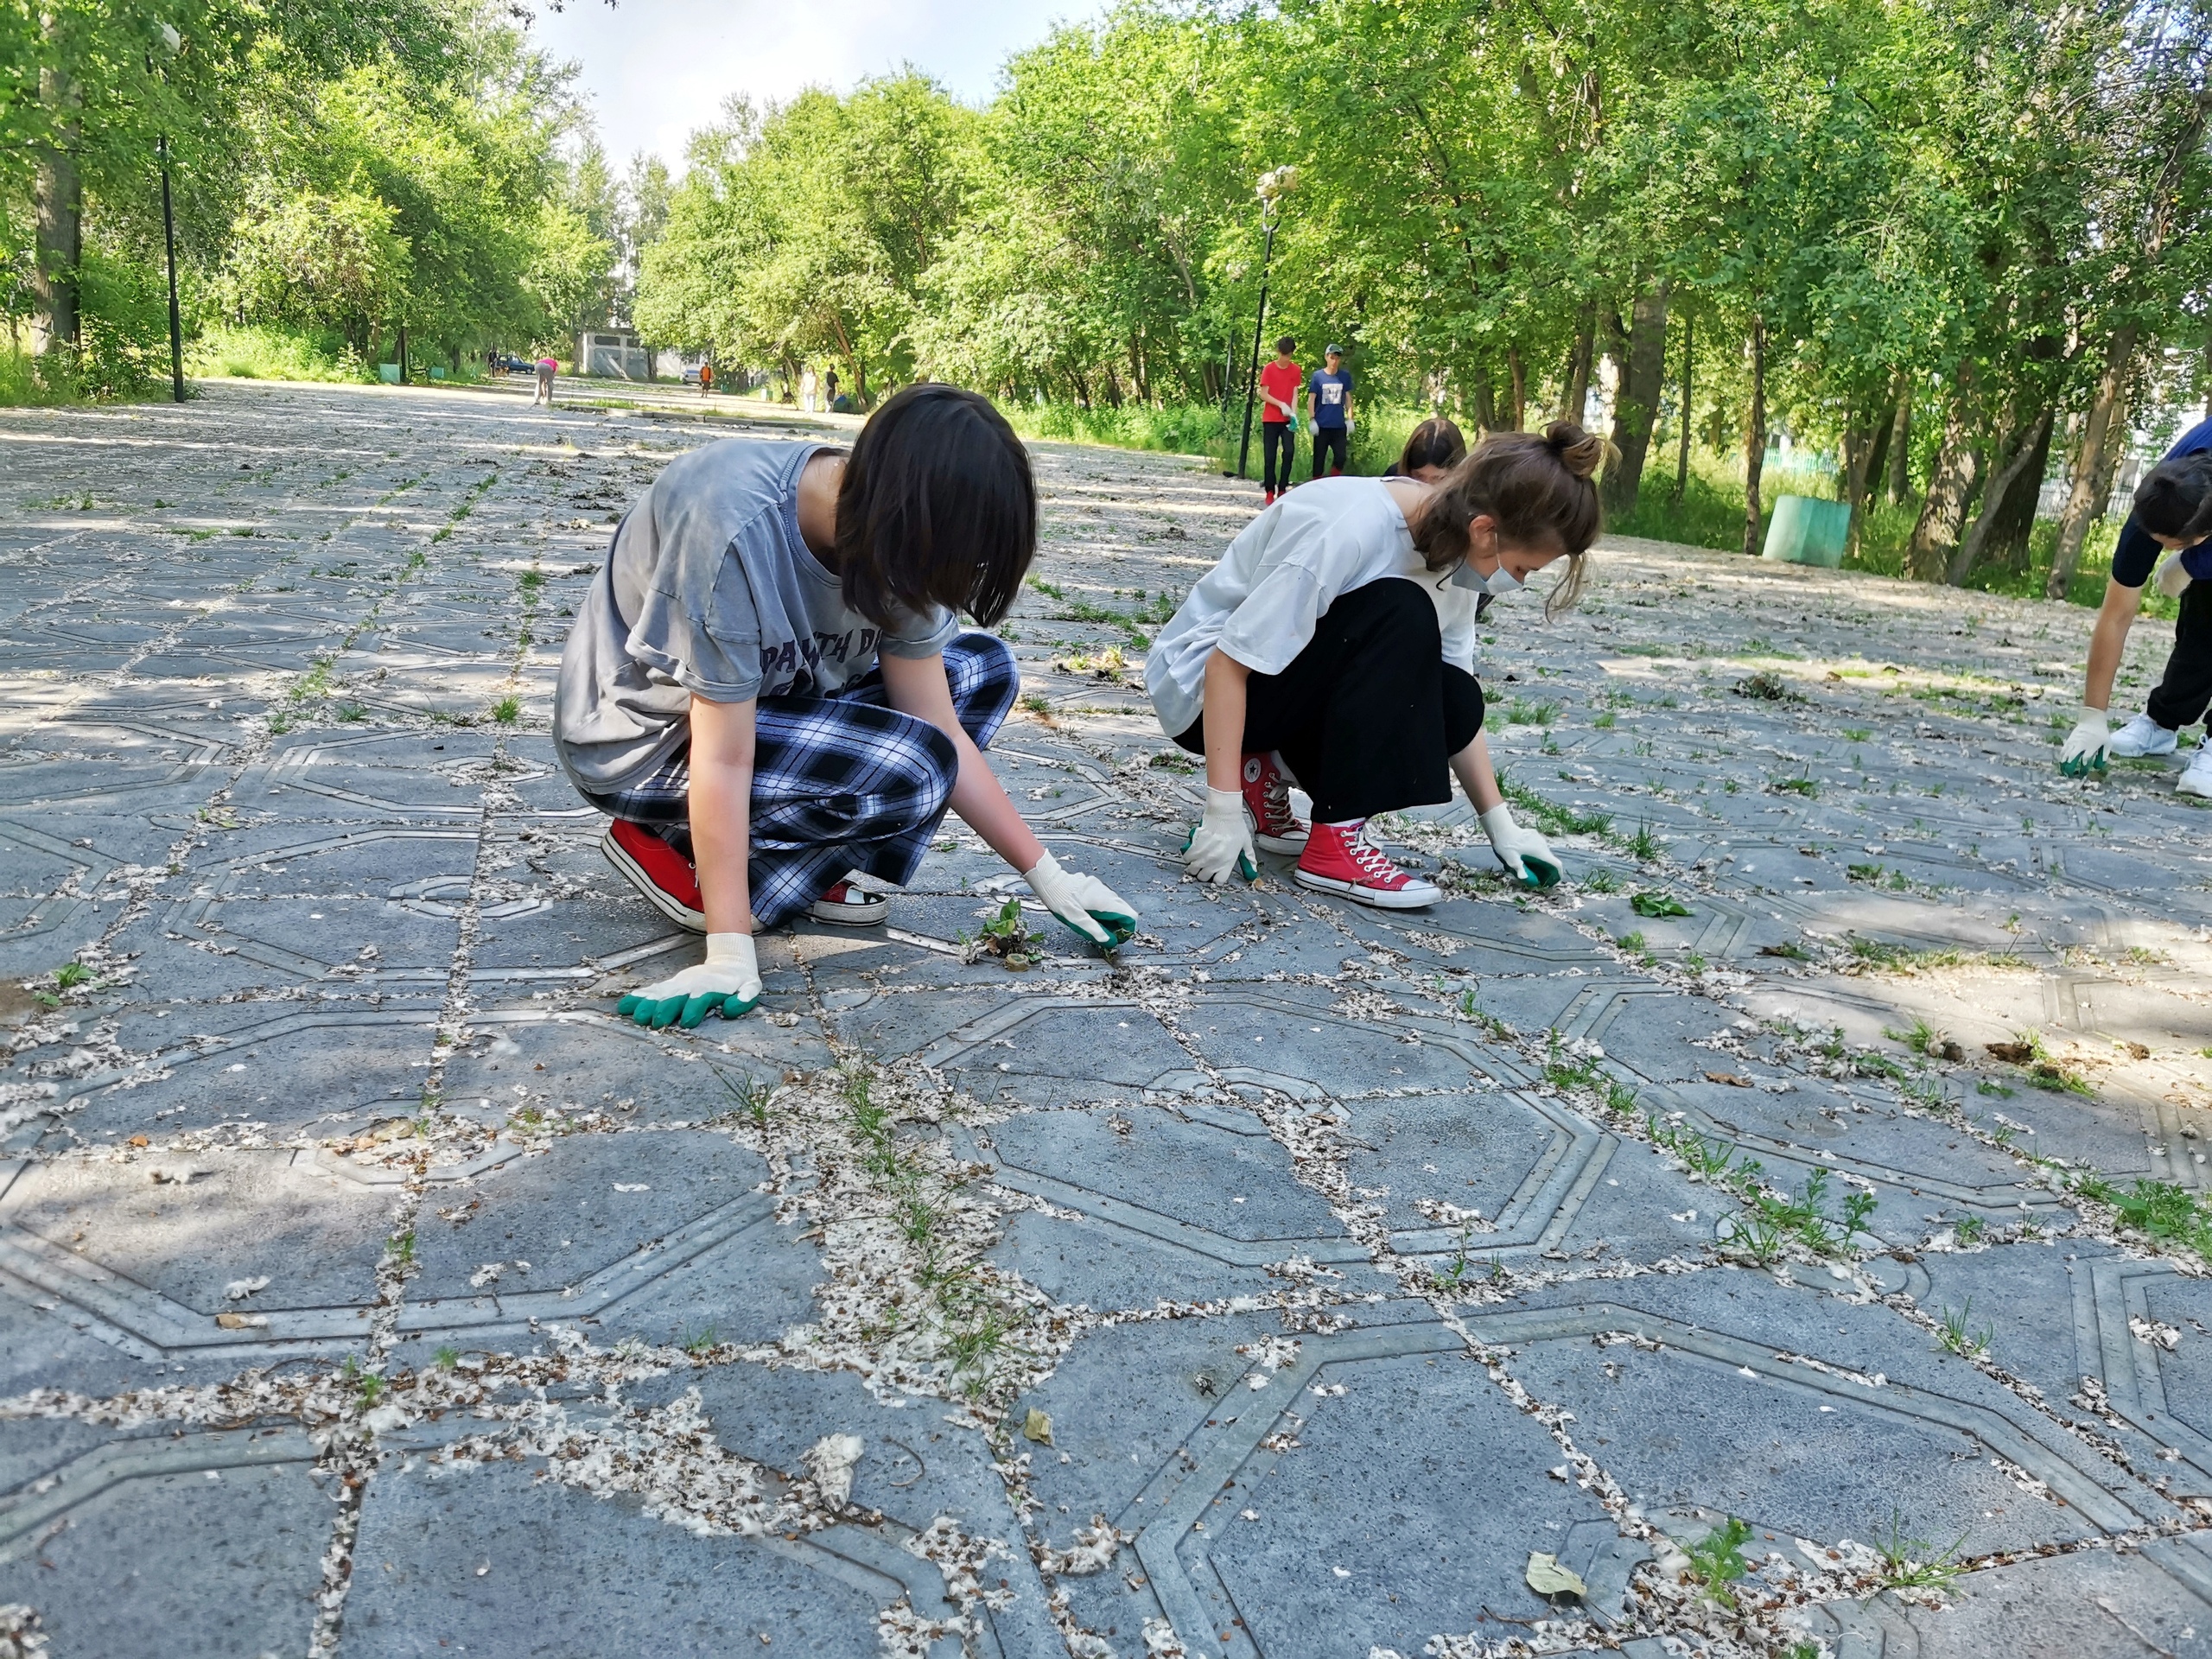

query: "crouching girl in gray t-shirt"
xmin=553 ymin=385 xmax=1137 ymax=1028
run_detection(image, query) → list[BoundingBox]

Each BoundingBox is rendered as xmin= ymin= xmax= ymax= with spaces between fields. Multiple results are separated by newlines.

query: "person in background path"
xmin=699 ymin=361 xmax=714 ymax=397
xmin=1308 ymin=345 xmax=1354 ymax=480
xmin=1258 ymin=337 xmax=1302 ymax=505
xmin=2059 ymin=416 xmax=2212 ymax=797
xmin=826 ymin=368 xmax=841 ymax=408
xmin=534 ymin=355 xmax=557 ymax=407
xmin=800 ymin=365 xmax=819 ymax=414
xmin=1382 ymin=417 xmax=1466 ymax=482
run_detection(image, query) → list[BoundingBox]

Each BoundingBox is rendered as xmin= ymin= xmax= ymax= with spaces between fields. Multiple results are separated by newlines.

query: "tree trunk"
xmin=1740 ymin=315 xmax=1767 ymax=558
xmin=1840 ymin=411 xmax=1878 ymax=560
xmin=1980 ymin=407 xmax=2055 ymax=572
xmin=1885 ymin=387 xmax=1911 ymax=504
xmin=1603 ymin=280 xmax=1672 ymax=518
xmin=1506 ymin=345 xmax=1526 ymax=430
xmin=1948 ymin=408 xmax=2050 ymax=584
xmin=1907 ymin=383 xmax=1977 ymax=582
xmin=1470 ymin=362 xmax=1498 ymax=435
xmin=2047 ymin=325 xmax=2138 ymax=599
xmin=32 ymin=56 xmax=81 ymax=355
xmin=1561 ymin=300 xmax=1596 ymax=426
xmin=1671 ymin=312 xmax=1693 ymax=506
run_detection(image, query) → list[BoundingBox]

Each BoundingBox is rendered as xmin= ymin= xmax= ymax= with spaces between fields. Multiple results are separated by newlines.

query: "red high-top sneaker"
xmin=1242 ymin=751 xmax=1309 ymax=855
xmin=1294 ymin=820 xmax=1441 ymax=909
xmin=601 ymin=820 xmax=706 ymax=931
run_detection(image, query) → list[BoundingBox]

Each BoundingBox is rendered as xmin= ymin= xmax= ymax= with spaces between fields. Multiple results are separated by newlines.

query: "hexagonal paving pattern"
xmin=2 ymin=380 xmax=2209 ymax=1657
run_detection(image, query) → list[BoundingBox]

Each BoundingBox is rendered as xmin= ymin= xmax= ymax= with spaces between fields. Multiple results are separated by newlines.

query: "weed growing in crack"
xmin=1626 ymin=822 xmax=1666 ymax=862
xmin=1952 ymin=1213 xmax=1986 ymax=1247
xmin=435 ymin=1346 xmax=460 ymax=1369
xmin=717 ymin=1069 xmax=776 ymax=1130
xmin=1683 ymin=1516 xmax=1754 ymax=1607
xmin=683 ymin=1326 xmax=718 ymax=1355
xmin=391 ymin=1230 xmax=416 ymax=1268
xmin=1873 ymin=1512 xmax=1966 ymax=1592
xmin=1430 ymin=1222 xmax=1480 ymax=1291
xmin=1937 ymin=1301 xmax=1993 ymax=1359
xmin=1543 ymin=1035 xmax=1637 ymax=1116
xmin=1630 ymin=890 xmax=1691 ymax=918
xmin=54 ymin=961 xmax=91 ymax=989
xmin=2075 ymin=1176 xmax=2212 ymax=1265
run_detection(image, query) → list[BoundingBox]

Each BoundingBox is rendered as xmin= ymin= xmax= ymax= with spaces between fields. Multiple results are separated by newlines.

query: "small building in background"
xmin=577 ymin=330 xmax=652 ymax=379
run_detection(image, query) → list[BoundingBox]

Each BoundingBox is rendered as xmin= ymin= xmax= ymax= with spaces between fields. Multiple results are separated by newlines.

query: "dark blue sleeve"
xmin=2110 ymin=517 xmax=2159 ymax=589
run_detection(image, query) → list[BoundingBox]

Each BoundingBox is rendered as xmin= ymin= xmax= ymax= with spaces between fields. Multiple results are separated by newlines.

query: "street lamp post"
xmin=151 ymin=22 xmax=184 ymax=404
xmin=1234 ymin=167 xmax=1296 ymax=483
xmin=158 ymin=136 xmax=184 ymax=403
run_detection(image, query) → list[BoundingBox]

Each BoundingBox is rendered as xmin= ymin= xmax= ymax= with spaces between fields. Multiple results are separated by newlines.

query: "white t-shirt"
xmin=1144 ymin=476 xmax=1479 ymax=739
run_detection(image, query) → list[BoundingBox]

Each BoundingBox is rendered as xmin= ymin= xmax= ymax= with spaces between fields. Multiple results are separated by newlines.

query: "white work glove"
xmin=1024 ymin=850 xmax=1138 ymax=949
xmin=2057 ymin=704 xmax=2110 ymax=778
xmin=1345 ymin=417 xmax=1356 ymax=434
xmin=1307 ymin=419 xmax=1319 ymax=436
xmin=2158 ymin=556 xmax=2193 ymax=599
xmin=617 ymin=932 xmax=761 ymax=1029
xmin=1183 ymin=787 xmax=1258 ymax=886
xmin=1479 ymin=804 xmax=1562 ymax=890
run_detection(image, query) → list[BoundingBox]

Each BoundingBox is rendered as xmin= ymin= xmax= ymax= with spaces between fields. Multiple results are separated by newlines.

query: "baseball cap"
xmin=1325 ymin=343 xmax=1344 ymax=356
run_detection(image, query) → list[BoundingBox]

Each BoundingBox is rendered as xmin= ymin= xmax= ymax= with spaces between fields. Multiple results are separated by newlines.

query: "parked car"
xmin=493 ymin=354 xmax=535 ymax=375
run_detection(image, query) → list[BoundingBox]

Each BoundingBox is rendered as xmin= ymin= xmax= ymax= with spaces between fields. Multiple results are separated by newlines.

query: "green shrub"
xmin=188 ymin=325 xmax=372 ymax=385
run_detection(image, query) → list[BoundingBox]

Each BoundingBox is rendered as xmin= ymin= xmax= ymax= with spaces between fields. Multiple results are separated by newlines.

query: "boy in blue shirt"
xmin=1307 ymin=345 xmax=1354 ymax=480
xmin=2059 ymin=415 xmax=2212 ymax=797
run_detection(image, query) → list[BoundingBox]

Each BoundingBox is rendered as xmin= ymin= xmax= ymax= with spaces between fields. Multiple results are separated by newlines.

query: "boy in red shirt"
xmin=1257 ymin=337 xmax=1301 ymax=505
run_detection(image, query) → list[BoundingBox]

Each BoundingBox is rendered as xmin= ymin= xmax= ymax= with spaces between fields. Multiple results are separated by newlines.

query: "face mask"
xmin=1452 ymin=556 xmax=1523 ymax=595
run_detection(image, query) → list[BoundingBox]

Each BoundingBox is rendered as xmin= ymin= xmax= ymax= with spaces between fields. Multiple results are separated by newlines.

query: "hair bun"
xmin=1543 ymin=421 xmax=1611 ymax=481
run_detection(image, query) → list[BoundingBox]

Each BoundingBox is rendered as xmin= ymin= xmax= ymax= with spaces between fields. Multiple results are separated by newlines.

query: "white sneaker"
xmin=2107 ymin=713 xmax=2178 ymax=758
xmin=2179 ymin=743 xmax=2212 ymax=799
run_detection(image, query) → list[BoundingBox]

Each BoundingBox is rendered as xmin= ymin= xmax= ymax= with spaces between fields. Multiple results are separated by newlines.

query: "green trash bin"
xmin=428 ymin=365 xmax=445 ymax=381
xmin=378 ymin=363 xmax=402 ymax=385
xmin=1760 ymin=494 xmax=1849 ymax=568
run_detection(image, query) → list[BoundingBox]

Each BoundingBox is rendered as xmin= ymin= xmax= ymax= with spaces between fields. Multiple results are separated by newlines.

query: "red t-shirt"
xmin=1258 ymin=359 xmax=1301 ymax=423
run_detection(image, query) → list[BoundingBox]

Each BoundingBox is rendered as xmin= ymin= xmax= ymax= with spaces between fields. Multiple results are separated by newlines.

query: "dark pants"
xmin=1173 ymin=579 xmax=1484 ymax=823
xmin=1262 ymin=422 xmax=1296 ymax=492
xmin=2147 ymin=577 xmax=2212 ymax=731
xmin=1311 ymin=426 xmax=1349 ymax=478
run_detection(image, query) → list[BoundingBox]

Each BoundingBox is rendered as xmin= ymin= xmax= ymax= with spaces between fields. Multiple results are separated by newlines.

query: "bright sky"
xmin=529 ymin=0 xmax=1112 ymax=172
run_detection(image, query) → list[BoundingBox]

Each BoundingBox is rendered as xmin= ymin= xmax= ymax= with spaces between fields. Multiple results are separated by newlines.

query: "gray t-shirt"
xmin=553 ymin=439 xmax=958 ymax=795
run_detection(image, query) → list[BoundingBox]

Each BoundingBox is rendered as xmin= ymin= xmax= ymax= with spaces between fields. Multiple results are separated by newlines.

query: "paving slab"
xmin=1 ymin=381 xmax=2208 ymax=1656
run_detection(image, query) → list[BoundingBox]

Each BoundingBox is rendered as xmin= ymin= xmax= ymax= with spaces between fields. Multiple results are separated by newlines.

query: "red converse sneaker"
xmin=1242 ymin=751 xmax=1308 ymax=854
xmin=1264 ymin=490 xmax=1276 ymax=505
xmin=1294 ymin=820 xmax=1442 ymax=909
xmin=601 ymin=820 xmax=705 ymax=932
xmin=810 ymin=879 xmax=888 ymax=926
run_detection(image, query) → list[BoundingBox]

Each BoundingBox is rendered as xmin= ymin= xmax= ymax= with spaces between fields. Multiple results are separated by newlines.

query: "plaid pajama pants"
xmin=584 ymin=632 xmax=1020 ymax=928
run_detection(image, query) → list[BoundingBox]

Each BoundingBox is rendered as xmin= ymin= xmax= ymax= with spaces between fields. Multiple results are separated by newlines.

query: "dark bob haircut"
xmin=1274 ymin=335 xmax=1295 ymax=354
xmin=1395 ymin=416 xmax=1467 ymax=477
xmin=2133 ymin=452 xmax=2212 ymax=545
xmin=835 ymin=383 xmax=1037 ymax=629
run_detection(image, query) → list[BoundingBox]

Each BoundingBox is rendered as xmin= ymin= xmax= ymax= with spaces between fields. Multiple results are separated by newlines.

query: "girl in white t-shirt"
xmin=1146 ymin=422 xmax=1607 ymax=909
